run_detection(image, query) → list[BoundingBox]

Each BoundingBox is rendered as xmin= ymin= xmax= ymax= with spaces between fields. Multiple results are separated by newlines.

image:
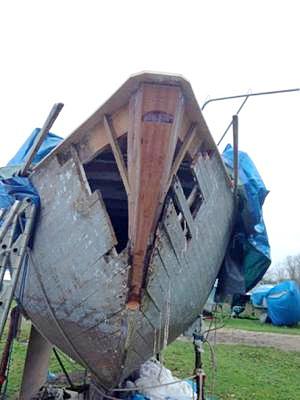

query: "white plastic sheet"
xmin=131 ymin=359 xmax=195 ymax=400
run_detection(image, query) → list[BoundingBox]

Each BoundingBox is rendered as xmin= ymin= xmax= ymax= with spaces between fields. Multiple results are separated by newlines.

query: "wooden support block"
xmin=19 ymin=325 xmax=52 ymax=400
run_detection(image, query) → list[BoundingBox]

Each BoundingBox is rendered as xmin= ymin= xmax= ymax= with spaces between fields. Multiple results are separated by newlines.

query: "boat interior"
xmin=83 ymin=134 xmax=204 ymax=254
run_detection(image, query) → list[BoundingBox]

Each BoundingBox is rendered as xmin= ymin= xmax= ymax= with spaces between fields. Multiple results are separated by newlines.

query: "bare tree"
xmin=263 ymin=253 xmax=300 ymax=285
xmin=285 ymin=254 xmax=300 ymax=285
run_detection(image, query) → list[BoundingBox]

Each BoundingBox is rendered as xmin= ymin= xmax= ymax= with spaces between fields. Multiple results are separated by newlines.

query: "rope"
xmin=113 ymin=374 xmax=197 ymax=392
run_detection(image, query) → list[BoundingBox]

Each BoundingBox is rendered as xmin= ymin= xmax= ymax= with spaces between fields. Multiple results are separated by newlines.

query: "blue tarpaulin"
xmin=7 ymin=128 xmax=62 ymax=166
xmin=251 ymin=281 xmax=300 ymax=326
xmin=0 ymin=129 xmax=63 ymax=210
xmin=266 ymin=280 xmax=300 ymax=326
xmin=216 ymin=144 xmax=271 ymax=298
xmin=251 ymin=284 xmax=274 ymax=307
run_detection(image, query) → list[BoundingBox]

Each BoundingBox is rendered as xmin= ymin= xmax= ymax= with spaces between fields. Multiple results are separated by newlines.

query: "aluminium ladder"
xmin=0 ymin=198 xmax=37 ymax=338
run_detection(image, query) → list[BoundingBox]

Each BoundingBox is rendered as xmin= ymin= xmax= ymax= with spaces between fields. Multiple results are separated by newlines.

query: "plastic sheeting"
xmin=216 ymin=144 xmax=271 ymax=299
xmin=126 ymin=359 xmax=195 ymax=400
xmin=7 ymin=128 xmax=62 ymax=166
xmin=0 ymin=128 xmax=63 ymax=210
xmin=251 ymin=284 xmax=274 ymax=308
xmin=251 ymin=281 xmax=300 ymax=326
xmin=266 ymin=280 xmax=300 ymax=326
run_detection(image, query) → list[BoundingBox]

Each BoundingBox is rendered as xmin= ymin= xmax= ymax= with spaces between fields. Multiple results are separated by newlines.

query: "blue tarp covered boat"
xmin=251 ymin=280 xmax=300 ymax=326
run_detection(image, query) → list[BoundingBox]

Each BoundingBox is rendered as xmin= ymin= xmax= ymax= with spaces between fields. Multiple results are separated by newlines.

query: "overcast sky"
xmin=0 ymin=1 xmax=299 ymax=265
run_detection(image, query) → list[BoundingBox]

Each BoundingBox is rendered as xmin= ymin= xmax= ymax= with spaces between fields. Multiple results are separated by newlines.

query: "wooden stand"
xmin=19 ymin=325 xmax=52 ymax=400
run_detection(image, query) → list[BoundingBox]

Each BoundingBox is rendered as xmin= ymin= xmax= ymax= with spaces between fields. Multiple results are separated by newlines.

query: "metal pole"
xmin=52 ymin=347 xmax=74 ymax=389
xmin=20 ymin=102 xmax=64 ymax=176
xmin=193 ymin=315 xmax=205 ymax=400
xmin=0 ymin=201 xmax=21 ymax=243
xmin=217 ymin=96 xmax=248 ymax=146
xmin=232 ymin=115 xmax=239 ymax=203
xmin=0 ymin=203 xmax=37 ymax=338
xmin=201 ymin=87 xmax=300 ymax=146
xmin=201 ymin=87 xmax=300 ymax=110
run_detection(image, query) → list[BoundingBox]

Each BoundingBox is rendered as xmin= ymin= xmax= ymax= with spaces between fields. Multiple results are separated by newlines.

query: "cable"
xmin=53 ymin=348 xmax=74 ymax=389
xmin=203 ymin=338 xmax=217 ymax=397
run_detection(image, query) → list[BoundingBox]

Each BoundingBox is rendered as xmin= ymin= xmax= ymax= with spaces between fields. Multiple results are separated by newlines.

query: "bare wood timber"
xmin=32 ymin=73 xmax=217 ymax=169
xmin=20 ymin=103 xmax=64 ymax=176
xmin=127 ymin=83 xmax=184 ymax=309
xmin=167 ymin=123 xmax=198 ymax=189
xmin=103 ymin=114 xmax=130 ymax=195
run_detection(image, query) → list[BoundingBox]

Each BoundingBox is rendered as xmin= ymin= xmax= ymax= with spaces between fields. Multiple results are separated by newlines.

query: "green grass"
xmin=164 ymin=341 xmax=300 ymax=400
xmin=222 ymin=316 xmax=300 ymax=335
xmin=2 ymin=320 xmax=300 ymax=399
xmin=1 ymin=320 xmax=85 ymax=398
xmin=6 ymin=341 xmax=85 ymax=398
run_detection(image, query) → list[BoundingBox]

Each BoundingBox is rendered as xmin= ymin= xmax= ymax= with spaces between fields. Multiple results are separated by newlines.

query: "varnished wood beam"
xmin=127 ymin=84 xmax=184 ymax=310
xmin=103 ymin=114 xmax=130 ymax=195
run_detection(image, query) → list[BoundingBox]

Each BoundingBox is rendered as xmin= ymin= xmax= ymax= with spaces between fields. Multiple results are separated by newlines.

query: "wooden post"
xmin=19 ymin=325 xmax=52 ymax=400
xmin=20 ymin=102 xmax=64 ymax=176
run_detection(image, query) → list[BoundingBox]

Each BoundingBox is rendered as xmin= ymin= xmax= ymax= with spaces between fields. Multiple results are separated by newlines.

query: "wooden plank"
xmin=192 ymin=152 xmax=212 ymax=200
xmin=167 ymin=123 xmax=198 ymax=188
xmin=34 ymin=73 xmax=217 ymax=170
xmin=103 ymin=114 xmax=130 ymax=195
xmin=172 ymin=176 xmax=196 ymax=238
xmin=22 ymin=103 xmax=63 ymax=176
xmin=78 ymin=104 xmax=129 ymax=163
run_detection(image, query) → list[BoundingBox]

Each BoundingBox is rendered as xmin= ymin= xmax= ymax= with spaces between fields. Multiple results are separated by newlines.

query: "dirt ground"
xmin=204 ymin=328 xmax=300 ymax=352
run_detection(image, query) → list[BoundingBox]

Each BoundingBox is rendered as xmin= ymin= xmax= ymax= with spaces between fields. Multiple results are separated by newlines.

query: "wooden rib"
xmin=167 ymin=123 xmax=198 ymax=189
xmin=103 ymin=114 xmax=130 ymax=195
xmin=172 ymin=176 xmax=196 ymax=238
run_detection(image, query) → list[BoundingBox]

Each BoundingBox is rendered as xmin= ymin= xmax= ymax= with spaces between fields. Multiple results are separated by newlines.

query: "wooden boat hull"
xmin=17 ymin=73 xmax=234 ymax=389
